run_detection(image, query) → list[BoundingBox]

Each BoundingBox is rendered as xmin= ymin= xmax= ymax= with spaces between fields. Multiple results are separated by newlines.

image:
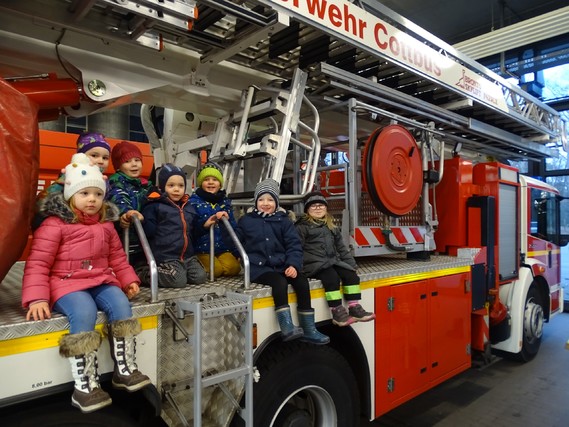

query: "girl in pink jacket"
xmin=22 ymin=153 xmax=150 ymax=414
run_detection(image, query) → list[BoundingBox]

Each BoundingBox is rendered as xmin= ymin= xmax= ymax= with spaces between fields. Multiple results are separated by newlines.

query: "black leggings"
xmin=315 ymin=265 xmax=360 ymax=307
xmin=255 ymin=271 xmax=312 ymax=310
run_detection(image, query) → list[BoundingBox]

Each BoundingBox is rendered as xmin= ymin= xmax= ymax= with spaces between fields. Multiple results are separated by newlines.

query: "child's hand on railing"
xmin=204 ymin=211 xmax=229 ymax=228
xmin=120 ymin=210 xmax=144 ymax=229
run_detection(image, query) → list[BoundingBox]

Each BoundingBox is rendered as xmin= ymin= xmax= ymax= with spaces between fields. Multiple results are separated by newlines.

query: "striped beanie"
xmin=158 ymin=163 xmax=186 ymax=192
xmin=303 ymin=191 xmax=328 ymax=213
xmin=197 ymin=162 xmax=224 ymax=187
xmin=254 ymin=178 xmax=280 ymax=208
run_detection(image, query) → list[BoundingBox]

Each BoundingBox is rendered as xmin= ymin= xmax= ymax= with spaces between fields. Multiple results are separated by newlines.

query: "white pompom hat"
xmin=63 ymin=153 xmax=106 ymax=200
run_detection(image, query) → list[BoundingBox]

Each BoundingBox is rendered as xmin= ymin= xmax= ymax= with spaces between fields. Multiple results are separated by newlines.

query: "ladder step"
xmin=202 ymin=366 xmax=251 ymax=388
xmin=201 ymin=296 xmax=250 ymax=318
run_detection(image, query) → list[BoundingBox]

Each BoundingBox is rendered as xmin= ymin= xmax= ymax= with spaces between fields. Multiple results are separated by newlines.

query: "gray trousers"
xmin=136 ymin=256 xmax=207 ymax=288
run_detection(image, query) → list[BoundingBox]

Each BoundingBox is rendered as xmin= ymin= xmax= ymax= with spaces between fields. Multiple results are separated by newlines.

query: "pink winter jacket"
xmin=22 ymin=193 xmax=139 ymax=308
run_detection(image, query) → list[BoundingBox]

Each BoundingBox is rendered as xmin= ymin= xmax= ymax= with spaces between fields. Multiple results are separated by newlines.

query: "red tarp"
xmin=0 ymin=78 xmax=39 ymax=282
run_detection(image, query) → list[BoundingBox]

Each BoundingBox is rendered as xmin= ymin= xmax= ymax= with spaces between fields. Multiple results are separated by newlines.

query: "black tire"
xmin=513 ymin=285 xmax=544 ymax=362
xmin=253 ymin=341 xmax=360 ymax=427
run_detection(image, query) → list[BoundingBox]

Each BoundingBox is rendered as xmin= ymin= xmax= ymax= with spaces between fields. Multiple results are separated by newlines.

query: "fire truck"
xmin=0 ymin=1 xmax=567 ymax=426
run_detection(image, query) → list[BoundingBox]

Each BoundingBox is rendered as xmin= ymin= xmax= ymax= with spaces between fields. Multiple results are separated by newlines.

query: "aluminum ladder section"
xmin=173 ymin=292 xmax=253 ymax=426
xmin=209 ymin=67 xmax=321 ymax=197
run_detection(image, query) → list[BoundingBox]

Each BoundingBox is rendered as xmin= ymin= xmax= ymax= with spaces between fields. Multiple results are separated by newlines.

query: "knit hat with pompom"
xmin=63 ymin=153 xmax=106 ymax=200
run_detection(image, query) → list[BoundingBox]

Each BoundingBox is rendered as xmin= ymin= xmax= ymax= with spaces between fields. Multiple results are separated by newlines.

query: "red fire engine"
xmin=0 ymin=1 xmax=566 ymax=426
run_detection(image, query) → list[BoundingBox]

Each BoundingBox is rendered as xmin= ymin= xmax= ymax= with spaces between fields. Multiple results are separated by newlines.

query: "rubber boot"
xmin=59 ymin=331 xmax=112 ymax=413
xmin=275 ymin=306 xmax=304 ymax=341
xmin=108 ymin=318 xmax=151 ymax=392
xmin=298 ymin=309 xmax=330 ymax=345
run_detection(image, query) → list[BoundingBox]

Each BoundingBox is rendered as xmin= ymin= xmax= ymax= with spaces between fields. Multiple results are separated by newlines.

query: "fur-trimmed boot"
xmin=108 ymin=318 xmax=151 ymax=392
xmin=298 ymin=309 xmax=330 ymax=345
xmin=275 ymin=305 xmax=304 ymax=341
xmin=59 ymin=331 xmax=112 ymax=413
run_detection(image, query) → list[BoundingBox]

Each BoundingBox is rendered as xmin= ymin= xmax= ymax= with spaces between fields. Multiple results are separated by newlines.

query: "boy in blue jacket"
xmin=137 ymin=164 xmax=207 ymax=287
xmin=190 ymin=162 xmax=241 ymax=278
xmin=230 ymin=178 xmax=329 ymax=345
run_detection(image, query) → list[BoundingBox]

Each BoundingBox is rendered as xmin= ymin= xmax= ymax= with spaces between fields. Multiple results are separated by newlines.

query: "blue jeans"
xmin=53 ymin=285 xmax=133 ymax=334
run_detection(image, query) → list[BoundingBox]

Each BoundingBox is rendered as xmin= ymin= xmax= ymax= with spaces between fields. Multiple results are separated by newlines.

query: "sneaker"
xmin=71 ymin=388 xmax=112 ymax=413
xmin=348 ymin=304 xmax=376 ymax=322
xmin=112 ymin=369 xmax=152 ymax=392
xmin=331 ymin=305 xmax=355 ymax=327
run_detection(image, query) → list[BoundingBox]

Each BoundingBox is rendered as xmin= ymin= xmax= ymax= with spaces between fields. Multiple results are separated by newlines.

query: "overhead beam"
xmin=453 ymin=6 xmax=569 ymax=60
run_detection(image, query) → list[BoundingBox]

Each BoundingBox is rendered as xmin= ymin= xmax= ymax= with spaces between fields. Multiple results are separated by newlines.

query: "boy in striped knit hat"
xmin=227 ymin=178 xmax=329 ymax=345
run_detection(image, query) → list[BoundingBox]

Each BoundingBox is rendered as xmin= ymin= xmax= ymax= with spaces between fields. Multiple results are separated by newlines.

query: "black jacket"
xmin=295 ymin=216 xmax=357 ymax=277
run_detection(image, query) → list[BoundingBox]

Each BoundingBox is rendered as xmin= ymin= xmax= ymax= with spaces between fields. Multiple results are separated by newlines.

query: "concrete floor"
xmin=363 ymin=311 xmax=569 ymax=427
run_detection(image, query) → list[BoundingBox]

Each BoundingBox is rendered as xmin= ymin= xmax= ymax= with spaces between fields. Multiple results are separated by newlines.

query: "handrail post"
xmin=220 ymin=217 xmax=250 ymax=289
xmin=209 ymin=225 xmax=215 ymax=282
xmin=131 ymin=217 xmax=159 ymax=303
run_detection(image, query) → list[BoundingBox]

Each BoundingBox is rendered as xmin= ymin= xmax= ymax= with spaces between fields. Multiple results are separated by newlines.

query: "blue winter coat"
xmin=189 ymin=189 xmax=237 ymax=255
xmin=230 ymin=209 xmax=303 ymax=282
xmin=141 ymin=191 xmax=203 ymax=264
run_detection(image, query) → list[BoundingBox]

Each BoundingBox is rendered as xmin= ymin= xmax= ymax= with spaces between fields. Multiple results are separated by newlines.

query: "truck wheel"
xmin=253 ymin=341 xmax=359 ymax=427
xmin=515 ymin=285 xmax=544 ymax=362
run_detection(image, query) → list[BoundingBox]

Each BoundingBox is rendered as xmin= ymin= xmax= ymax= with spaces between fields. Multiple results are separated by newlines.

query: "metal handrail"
xmin=219 ymin=217 xmax=250 ymax=289
xmin=124 ymin=217 xmax=159 ymax=303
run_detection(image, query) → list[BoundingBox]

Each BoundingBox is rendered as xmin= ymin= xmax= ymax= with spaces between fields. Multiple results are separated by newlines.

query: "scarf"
xmin=195 ymin=187 xmax=226 ymax=204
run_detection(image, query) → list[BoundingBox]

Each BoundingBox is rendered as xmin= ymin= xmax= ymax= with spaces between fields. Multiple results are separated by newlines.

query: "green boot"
xmin=298 ymin=309 xmax=330 ymax=345
xmin=275 ymin=306 xmax=304 ymax=341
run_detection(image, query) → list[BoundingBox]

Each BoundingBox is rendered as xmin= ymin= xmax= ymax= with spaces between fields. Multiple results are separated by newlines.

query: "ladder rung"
xmin=202 ymin=366 xmax=251 ymax=388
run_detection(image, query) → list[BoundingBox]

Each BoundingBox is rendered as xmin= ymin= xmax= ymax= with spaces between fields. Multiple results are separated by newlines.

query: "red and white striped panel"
xmin=352 ymin=226 xmax=425 ymax=247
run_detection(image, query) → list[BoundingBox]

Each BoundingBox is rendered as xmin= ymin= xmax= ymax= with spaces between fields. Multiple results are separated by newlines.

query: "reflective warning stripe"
xmin=0 ymin=316 xmax=158 ymax=357
xmin=353 ymin=226 xmax=426 ymax=246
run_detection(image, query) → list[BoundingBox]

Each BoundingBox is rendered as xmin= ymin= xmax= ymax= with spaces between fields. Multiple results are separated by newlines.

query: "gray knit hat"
xmin=254 ymin=178 xmax=280 ymax=208
xmin=303 ymin=191 xmax=328 ymax=213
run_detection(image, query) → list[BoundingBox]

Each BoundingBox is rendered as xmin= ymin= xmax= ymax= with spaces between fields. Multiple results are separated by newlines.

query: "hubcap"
xmin=270 ymin=386 xmax=336 ymax=427
xmin=523 ymin=299 xmax=544 ymax=344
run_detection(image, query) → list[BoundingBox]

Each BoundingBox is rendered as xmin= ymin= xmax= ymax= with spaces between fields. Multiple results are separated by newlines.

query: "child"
xmin=107 ymin=140 xmax=151 ymax=265
xmin=190 ymin=162 xmax=241 ymax=278
xmin=138 ymin=163 xmax=207 ymax=287
xmin=39 ymin=132 xmax=111 ymax=198
xmin=296 ymin=191 xmax=375 ymax=326
xmin=33 ymin=132 xmax=111 ymax=230
xmin=230 ymin=178 xmax=329 ymax=344
xmin=22 ymin=153 xmax=151 ymax=414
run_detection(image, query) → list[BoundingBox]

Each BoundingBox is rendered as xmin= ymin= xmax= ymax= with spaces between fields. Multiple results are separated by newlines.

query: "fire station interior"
xmin=2 ymin=1 xmax=569 ymax=426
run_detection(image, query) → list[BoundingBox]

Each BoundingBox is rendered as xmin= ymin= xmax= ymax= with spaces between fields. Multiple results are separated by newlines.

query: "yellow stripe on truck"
xmin=0 ymin=316 xmax=158 ymax=357
xmin=359 ymin=266 xmax=471 ymax=288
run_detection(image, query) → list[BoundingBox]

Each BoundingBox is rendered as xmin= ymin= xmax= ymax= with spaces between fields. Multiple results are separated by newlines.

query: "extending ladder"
xmin=164 ymin=292 xmax=253 ymax=426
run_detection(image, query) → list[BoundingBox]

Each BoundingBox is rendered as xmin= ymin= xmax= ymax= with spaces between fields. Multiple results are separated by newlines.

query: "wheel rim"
xmin=523 ymin=298 xmax=544 ymax=344
xmin=269 ymin=385 xmax=337 ymax=427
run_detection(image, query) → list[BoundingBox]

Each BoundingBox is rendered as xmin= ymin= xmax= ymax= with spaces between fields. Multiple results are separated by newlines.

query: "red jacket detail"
xmin=22 ymin=198 xmax=139 ymax=308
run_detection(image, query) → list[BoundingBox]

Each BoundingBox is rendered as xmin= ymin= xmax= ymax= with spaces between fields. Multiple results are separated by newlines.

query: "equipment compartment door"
xmin=375 ymin=280 xmax=428 ymax=415
xmin=428 ymin=272 xmax=472 ymax=383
